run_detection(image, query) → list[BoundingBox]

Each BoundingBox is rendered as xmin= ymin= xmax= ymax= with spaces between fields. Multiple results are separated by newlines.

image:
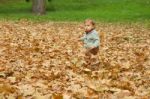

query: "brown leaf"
xmin=52 ymin=93 xmax=63 ymax=99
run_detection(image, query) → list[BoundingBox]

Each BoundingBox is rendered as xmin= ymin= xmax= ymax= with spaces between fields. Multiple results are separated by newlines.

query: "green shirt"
xmin=80 ymin=30 xmax=100 ymax=48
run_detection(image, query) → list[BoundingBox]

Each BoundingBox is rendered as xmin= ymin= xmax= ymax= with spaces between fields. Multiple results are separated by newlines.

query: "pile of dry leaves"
xmin=0 ymin=20 xmax=150 ymax=99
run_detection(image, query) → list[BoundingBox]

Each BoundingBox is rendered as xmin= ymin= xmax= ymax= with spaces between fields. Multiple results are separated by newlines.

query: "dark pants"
xmin=84 ymin=47 xmax=100 ymax=69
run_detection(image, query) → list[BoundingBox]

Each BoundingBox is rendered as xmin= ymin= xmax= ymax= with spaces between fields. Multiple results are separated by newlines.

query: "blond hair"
xmin=84 ymin=19 xmax=95 ymax=26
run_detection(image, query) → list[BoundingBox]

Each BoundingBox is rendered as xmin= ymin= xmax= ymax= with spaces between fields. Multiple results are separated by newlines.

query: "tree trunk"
xmin=32 ymin=0 xmax=46 ymax=15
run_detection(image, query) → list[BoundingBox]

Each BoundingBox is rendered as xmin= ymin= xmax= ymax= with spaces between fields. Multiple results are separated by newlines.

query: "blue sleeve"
xmin=80 ymin=34 xmax=86 ymax=41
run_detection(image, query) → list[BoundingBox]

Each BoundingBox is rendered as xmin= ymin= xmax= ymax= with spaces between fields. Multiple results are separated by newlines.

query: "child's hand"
xmin=78 ymin=24 xmax=84 ymax=30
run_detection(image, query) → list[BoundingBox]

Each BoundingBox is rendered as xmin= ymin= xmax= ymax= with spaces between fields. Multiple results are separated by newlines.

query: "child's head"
xmin=84 ymin=19 xmax=95 ymax=33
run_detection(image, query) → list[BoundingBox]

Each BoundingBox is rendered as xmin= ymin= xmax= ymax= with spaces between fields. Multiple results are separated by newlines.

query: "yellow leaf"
xmin=52 ymin=93 xmax=63 ymax=99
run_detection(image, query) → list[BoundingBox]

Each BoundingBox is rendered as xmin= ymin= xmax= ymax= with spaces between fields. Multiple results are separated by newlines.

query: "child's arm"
xmin=80 ymin=35 xmax=85 ymax=40
xmin=78 ymin=34 xmax=86 ymax=41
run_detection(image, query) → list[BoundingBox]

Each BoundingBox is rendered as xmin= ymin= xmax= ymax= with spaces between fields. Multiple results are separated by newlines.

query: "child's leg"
xmin=91 ymin=54 xmax=100 ymax=65
xmin=84 ymin=49 xmax=92 ymax=67
xmin=83 ymin=47 xmax=100 ymax=70
xmin=89 ymin=47 xmax=100 ymax=70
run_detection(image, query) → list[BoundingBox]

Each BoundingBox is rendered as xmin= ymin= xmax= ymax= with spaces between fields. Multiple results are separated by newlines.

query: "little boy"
xmin=79 ymin=19 xmax=100 ymax=69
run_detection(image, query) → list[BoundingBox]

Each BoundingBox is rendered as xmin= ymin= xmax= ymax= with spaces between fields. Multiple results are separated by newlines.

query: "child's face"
xmin=85 ymin=22 xmax=94 ymax=33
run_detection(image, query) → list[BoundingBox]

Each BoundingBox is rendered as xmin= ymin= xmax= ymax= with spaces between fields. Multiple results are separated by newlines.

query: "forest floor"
xmin=0 ymin=21 xmax=150 ymax=99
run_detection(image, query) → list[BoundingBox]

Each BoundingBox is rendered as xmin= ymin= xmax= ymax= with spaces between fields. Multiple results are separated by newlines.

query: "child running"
xmin=79 ymin=19 xmax=100 ymax=70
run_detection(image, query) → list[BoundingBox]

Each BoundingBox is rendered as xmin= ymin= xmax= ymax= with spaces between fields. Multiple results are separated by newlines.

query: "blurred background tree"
xmin=25 ymin=0 xmax=52 ymax=15
xmin=26 ymin=0 xmax=51 ymax=15
xmin=32 ymin=0 xmax=46 ymax=15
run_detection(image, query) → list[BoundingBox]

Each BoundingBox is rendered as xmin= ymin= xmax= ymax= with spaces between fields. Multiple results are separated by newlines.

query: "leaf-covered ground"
xmin=0 ymin=21 xmax=150 ymax=99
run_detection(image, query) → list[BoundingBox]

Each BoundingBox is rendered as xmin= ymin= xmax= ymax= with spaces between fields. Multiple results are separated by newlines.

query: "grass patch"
xmin=0 ymin=0 xmax=150 ymax=23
